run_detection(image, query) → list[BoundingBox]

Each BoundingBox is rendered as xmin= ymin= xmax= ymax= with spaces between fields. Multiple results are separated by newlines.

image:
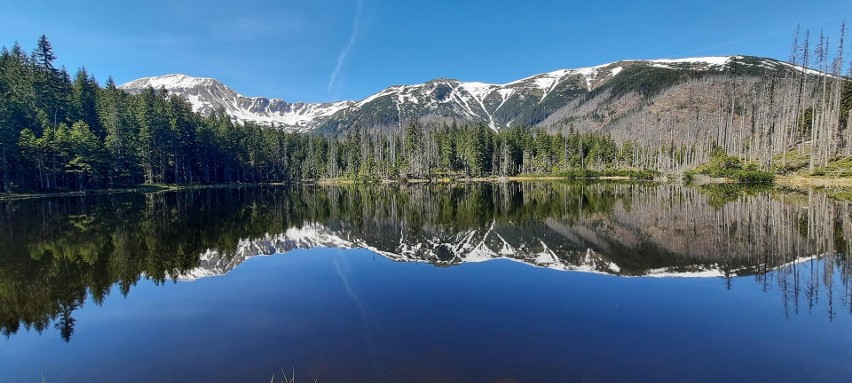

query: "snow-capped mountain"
xmin=322 ymin=56 xmax=745 ymax=132
xmin=119 ymin=74 xmax=353 ymax=132
xmin=121 ymin=56 xmax=800 ymax=133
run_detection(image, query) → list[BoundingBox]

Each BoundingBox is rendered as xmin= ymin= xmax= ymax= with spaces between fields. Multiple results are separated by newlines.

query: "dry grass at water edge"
xmin=271 ymin=367 xmax=317 ymax=383
xmin=776 ymin=175 xmax=852 ymax=189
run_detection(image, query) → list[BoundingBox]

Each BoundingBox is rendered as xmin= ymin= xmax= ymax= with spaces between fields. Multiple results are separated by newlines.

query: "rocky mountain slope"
xmin=121 ymin=56 xmax=810 ymax=136
xmin=119 ymin=74 xmax=353 ymax=132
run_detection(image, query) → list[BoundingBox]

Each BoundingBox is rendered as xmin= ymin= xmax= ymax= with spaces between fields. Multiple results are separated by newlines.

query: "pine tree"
xmin=66 ymin=120 xmax=104 ymax=189
xmin=71 ymin=67 xmax=101 ymax=137
xmin=99 ymin=76 xmax=138 ymax=186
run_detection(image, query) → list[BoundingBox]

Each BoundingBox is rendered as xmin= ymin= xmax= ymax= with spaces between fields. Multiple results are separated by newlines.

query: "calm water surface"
xmin=1 ymin=182 xmax=851 ymax=382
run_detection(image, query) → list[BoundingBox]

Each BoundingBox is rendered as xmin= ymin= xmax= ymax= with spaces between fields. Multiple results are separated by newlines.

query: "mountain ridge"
xmin=119 ymin=73 xmax=354 ymax=132
xmin=119 ymin=55 xmax=812 ymax=135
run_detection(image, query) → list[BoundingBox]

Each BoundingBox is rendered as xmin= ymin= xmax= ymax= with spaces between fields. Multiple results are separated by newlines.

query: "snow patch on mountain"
xmin=458 ymin=81 xmax=496 ymax=101
xmin=119 ymin=74 xmax=353 ymax=132
xmin=124 ymin=73 xmax=218 ymax=90
xmin=121 ymin=55 xmax=819 ymax=133
xmin=647 ymin=56 xmax=733 ymax=67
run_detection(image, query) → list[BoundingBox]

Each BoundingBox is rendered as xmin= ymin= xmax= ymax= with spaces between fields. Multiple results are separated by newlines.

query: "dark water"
xmin=1 ymin=182 xmax=851 ymax=382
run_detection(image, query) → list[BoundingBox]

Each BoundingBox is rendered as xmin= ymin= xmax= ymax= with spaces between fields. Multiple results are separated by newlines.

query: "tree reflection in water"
xmin=1 ymin=182 xmax=850 ymax=341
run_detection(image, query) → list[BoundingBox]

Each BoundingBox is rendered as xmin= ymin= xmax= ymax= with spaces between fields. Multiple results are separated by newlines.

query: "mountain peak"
xmin=118 ymin=55 xmax=805 ymax=134
xmin=120 ymin=73 xmax=222 ymax=91
xmin=118 ymin=74 xmax=353 ymax=132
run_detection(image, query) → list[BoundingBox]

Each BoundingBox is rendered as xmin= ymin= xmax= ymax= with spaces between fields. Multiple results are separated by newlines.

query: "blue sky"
xmin=0 ymin=0 xmax=849 ymax=103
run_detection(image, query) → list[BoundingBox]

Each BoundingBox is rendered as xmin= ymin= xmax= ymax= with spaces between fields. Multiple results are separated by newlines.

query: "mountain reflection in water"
xmin=1 ymin=182 xmax=851 ymax=342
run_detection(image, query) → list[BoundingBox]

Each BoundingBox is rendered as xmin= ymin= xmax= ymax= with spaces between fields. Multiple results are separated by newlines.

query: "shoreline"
xmin=774 ymin=175 xmax=852 ymax=201
xmin=0 ymin=182 xmax=289 ymax=201
xmin=775 ymin=175 xmax=852 ymax=189
xmin=0 ymin=176 xmax=647 ymax=201
xmin=3 ymin=175 xmax=852 ymax=201
xmin=314 ymin=175 xmax=639 ymax=185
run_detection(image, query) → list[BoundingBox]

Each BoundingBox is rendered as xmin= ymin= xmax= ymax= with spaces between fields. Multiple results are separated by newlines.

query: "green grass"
xmin=771 ymin=148 xmax=811 ymax=174
xmin=811 ymin=156 xmax=852 ymax=177
xmin=685 ymin=152 xmax=775 ymax=184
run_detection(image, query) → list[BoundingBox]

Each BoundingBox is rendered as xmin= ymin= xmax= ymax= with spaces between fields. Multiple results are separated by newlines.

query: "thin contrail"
xmin=334 ymin=256 xmax=368 ymax=323
xmin=327 ymin=0 xmax=364 ymax=93
xmin=333 ymin=256 xmax=377 ymax=367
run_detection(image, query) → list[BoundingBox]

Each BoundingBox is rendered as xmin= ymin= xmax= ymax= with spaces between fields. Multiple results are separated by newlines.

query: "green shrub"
xmin=732 ymin=169 xmax=775 ymax=184
xmin=687 ymin=152 xmax=774 ymax=184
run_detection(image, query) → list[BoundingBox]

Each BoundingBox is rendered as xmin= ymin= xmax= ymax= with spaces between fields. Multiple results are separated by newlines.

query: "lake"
xmin=1 ymin=182 xmax=851 ymax=382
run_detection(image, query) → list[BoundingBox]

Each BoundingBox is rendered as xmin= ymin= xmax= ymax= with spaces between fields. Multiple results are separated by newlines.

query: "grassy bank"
xmin=6 ymin=171 xmax=852 ymax=202
xmin=2 ymin=175 xmax=653 ymax=200
xmin=775 ymin=175 xmax=852 ymax=202
xmin=315 ymin=174 xmax=656 ymax=186
xmin=775 ymin=175 xmax=852 ymax=189
xmin=316 ymin=175 xmax=570 ymax=185
xmin=769 ymin=155 xmax=852 ymax=199
xmin=316 ymin=168 xmax=659 ymax=185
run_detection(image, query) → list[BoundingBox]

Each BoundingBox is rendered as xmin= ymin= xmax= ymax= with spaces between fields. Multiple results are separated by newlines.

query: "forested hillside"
xmin=0 ymin=36 xmax=657 ymax=192
xmin=1 ymin=30 xmax=850 ymax=193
